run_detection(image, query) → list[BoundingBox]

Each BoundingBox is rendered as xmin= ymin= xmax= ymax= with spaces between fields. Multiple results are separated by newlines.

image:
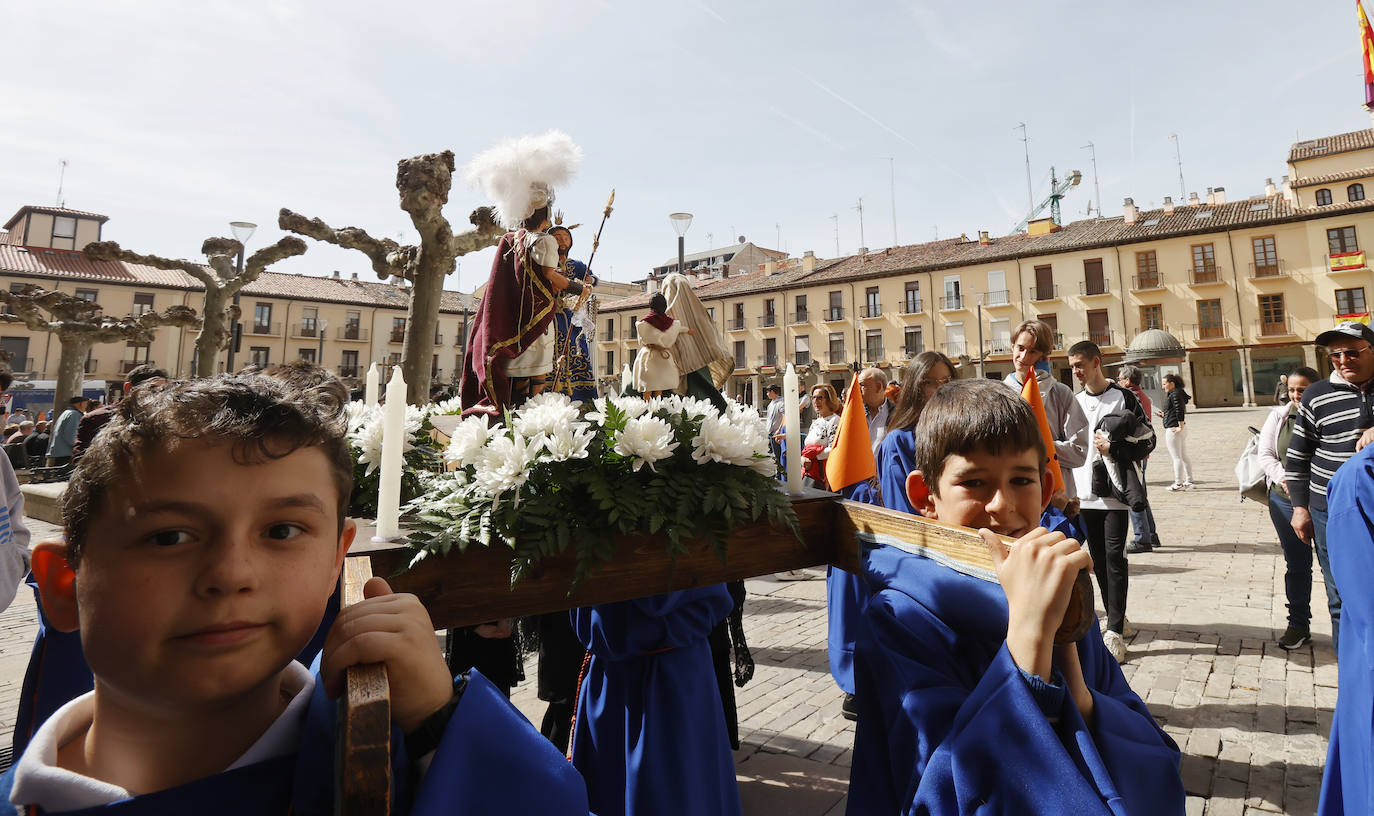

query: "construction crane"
xmin=1009 ymin=166 xmax=1082 ymax=234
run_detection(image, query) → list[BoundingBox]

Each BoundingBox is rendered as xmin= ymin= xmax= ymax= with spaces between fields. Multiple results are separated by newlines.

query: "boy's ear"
xmin=1039 ymin=464 xmax=1056 ymax=512
xmin=333 ymin=519 xmax=357 ymax=578
xmin=31 ymin=542 xmax=79 ymax=633
xmin=908 ymin=471 xmax=936 ymax=518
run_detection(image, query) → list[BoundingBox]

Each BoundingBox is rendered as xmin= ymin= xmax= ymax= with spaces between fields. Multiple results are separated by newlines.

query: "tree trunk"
xmin=401 ymin=270 xmax=442 ymax=405
xmin=54 ymin=335 xmax=94 ymax=415
xmin=195 ymin=289 xmax=230 ymax=378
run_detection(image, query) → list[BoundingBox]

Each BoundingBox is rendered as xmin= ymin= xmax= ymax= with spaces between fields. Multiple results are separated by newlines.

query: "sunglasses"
xmin=1330 ymin=345 xmax=1372 ymax=362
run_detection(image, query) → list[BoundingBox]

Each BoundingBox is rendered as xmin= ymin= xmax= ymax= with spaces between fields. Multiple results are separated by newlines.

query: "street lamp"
xmin=317 ymin=318 xmax=328 ymax=369
xmin=669 ymin=213 xmax=693 ymax=281
xmin=225 ymin=221 xmax=256 ymax=373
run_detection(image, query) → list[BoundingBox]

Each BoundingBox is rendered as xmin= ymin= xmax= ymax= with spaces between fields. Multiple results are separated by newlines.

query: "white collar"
xmin=11 ymin=662 xmax=313 ymax=811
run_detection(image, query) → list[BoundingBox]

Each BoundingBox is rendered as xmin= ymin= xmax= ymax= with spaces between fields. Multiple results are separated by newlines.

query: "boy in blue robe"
xmin=849 ymin=379 xmax=1183 ymax=815
xmin=1319 ymin=442 xmax=1374 ymax=815
xmin=0 ymin=373 xmax=589 ymax=814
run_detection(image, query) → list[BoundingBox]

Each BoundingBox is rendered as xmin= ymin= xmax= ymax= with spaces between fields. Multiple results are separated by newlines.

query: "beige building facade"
xmin=599 ymin=128 xmax=1374 ymax=408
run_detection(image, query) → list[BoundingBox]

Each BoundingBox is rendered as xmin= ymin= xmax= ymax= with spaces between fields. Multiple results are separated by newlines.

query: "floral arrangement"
xmin=400 ymin=392 xmax=800 ymax=586
xmin=344 ymin=401 xmax=444 ymax=519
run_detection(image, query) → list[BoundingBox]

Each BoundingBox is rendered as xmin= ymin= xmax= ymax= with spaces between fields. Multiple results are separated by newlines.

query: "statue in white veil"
xmin=661 ymin=273 xmax=734 ymax=409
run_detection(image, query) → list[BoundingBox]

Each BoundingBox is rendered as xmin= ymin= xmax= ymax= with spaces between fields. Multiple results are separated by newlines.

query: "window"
xmin=904 ymin=326 xmax=923 ymax=356
xmin=391 ymin=317 xmax=406 ymax=342
xmin=762 ymin=298 xmax=777 ymax=329
xmin=1038 ymin=313 xmax=1060 ymax=347
xmin=793 ymin=294 xmax=807 ymax=323
xmin=1197 ymin=299 xmax=1224 ymax=340
xmin=764 ymin=298 xmax=776 ymax=316
xmin=300 ymin=307 xmax=318 ymax=336
xmin=1086 ymin=310 xmax=1111 ymax=347
xmin=903 ymin=281 xmax=921 ymax=314
xmin=731 ymin=302 xmax=745 ymax=331
xmin=864 ymin=287 xmax=880 ymax=318
xmin=341 ymin=349 xmax=359 ymax=377
xmin=250 ymin=347 xmax=270 ymax=367
xmin=1316 ymin=188 xmax=1333 ymax=206
xmin=764 ymin=337 xmax=777 ymax=366
xmin=5 ymin=283 xmax=26 ymax=316
xmin=1191 ymin=244 xmax=1217 ymax=283
xmin=125 ymin=340 xmax=151 ymax=362
xmin=629 ymin=321 xmax=637 ymax=340
xmin=1032 ymin=265 xmax=1054 ymax=300
xmin=52 ymin=217 xmax=76 ymax=239
xmin=1252 ymin=236 xmax=1279 ymax=276
xmin=432 ymin=354 xmax=440 ymax=377
xmin=986 ymin=270 xmax=1007 ymax=305
xmin=253 ymin=303 xmax=273 ymax=334
xmin=133 ymin=292 xmax=154 ymax=316
xmin=605 ymin=350 xmax=615 ymax=375
xmin=74 ymin=288 xmax=97 ymax=303
xmin=865 ymin=329 xmax=883 ymax=362
xmin=387 ymin=352 xmax=402 ymax=366
xmin=1134 ymin=251 xmax=1159 ymax=288
xmin=733 ymin=341 xmax=746 ymax=369
xmin=943 ymin=276 xmax=962 ymax=310
xmin=299 ymin=348 xmax=317 ymax=363
xmin=828 ymin=290 xmax=844 ymax=321
xmin=604 ymin=318 xmax=614 ymax=342
xmin=829 ymin=332 xmax=845 ymax=364
xmin=1336 ymin=287 xmax=1367 ymax=315
xmin=1140 ymin=304 xmax=1163 ymax=331
xmin=946 ymin=322 xmax=966 ymax=356
xmin=1351 ymin=183 xmax=1366 ymax=202
xmin=345 ymin=311 xmax=362 ymax=339
xmin=1328 ymin=226 xmax=1359 ymax=255
xmin=1259 ymin=294 xmax=1286 ymax=335
xmin=990 ymin=318 xmax=1011 ymax=352
xmin=706 ymin=307 xmax=715 ymax=322
xmin=1082 ymin=258 xmax=1106 ymax=296
xmin=795 ymin=335 xmax=811 ymax=365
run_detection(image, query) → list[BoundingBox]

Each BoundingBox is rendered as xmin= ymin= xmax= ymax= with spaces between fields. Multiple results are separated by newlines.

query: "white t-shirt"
xmin=11 ymin=662 xmax=314 ymax=811
xmin=1071 ymin=384 xmax=1132 ymax=512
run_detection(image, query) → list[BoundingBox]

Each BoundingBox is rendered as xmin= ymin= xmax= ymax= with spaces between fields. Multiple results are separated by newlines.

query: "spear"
xmin=573 ymin=189 xmax=614 ymax=313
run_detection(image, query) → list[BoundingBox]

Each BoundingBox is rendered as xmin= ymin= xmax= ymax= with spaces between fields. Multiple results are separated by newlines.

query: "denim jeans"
xmin=1311 ymin=505 xmax=1342 ymax=652
xmin=1267 ymin=492 xmax=1312 ymax=630
xmin=1129 ymin=458 xmax=1159 ymax=545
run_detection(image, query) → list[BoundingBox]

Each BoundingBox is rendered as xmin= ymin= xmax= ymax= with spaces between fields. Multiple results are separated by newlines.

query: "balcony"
xmin=822 ymin=307 xmax=846 ymax=322
xmin=861 ymin=304 xmax=884 ymax=319
xmin=828 ymin=349 xmax=848 ymax=365
xmin=337 ymin=326 xmax=369 ymax=342
xmin=1131 ymin=274 xmax=1163 ymax=291
xmin=939 ymin=295 xmax=965 ymax=311
xmin=294 ymin=322 xmax=319 ymax=339
xmin=388 ymin=331 xmax=406 ymax=344
xmin=1051 ymin=332 xmax=1065 ymax=350
xmin=789 ymin=311 xmax=809 ymax=325
xmin=941 ymin=342 xmax=969 ymax=357
xmin=757 ymin=355 xmax=779 ymax=369
xmin=337 ymin=365 xmax=360 ymax=379
xmin=1028 ymin=284 xmax=1060 ymax=302
xmin=984 ymin=291 xmax=1013 ymax=307
xmin=726 ymin=318 xmax=747 ymax=332
xmin=1186 ymin=264 xmax=1224 ymax=286
xmin=794 ymin=353 xmax=812 ymax=367
xmin=434 ymin=334 xmax=444 ymax=346
xmin=902 ymin=345 xmax=923 ymax=358
xmin=1248 ymin=260 xmax=1288 ymax=279
xmin=732 ymin=358 xmax=748 ymax=372
xmin=250 ymin=322 xmax=281 ymax=337
xmin=121 ymin=360 xmax=155 ymax=374
xmin=1079 ymin=280 xmax=1111 ymax=297
xmin=623 ymin=328 xmax=639 ymax=342
xmin=1329 ymin=250 xmax=1368 ymax=273
xmin=900 ymin=299 xmax=923 ymax=315
xmin=1256 ymin=317 xmax=1297 ymax=338
xmin=757 ymin=314 xmax=778 ymax=329
xmin=1189 ymin=322 xmax=1231 ymax=342
xmin=1084 ymin=330 xmax=1115 ymax=347
xmin=82 ymin=358 xmax=96 ymax=374
xmin=6 ymin=356 xmax=34 ymax=374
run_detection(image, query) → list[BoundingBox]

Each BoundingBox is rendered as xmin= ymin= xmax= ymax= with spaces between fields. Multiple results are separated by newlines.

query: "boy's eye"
xmin=148 ymin=530 xmax=192 ymax=548
xmin=266 ymin=523 xmax=305 ymax=541
xmin=1011 ymin=477 xmax=1036 ymax=486
xmin=957 ymin=479 xmax=984 ymax=489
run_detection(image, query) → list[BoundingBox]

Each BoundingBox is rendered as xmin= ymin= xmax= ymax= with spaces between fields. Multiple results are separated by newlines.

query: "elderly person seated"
xmin=5 ymin=421 xmax=33 ymax=446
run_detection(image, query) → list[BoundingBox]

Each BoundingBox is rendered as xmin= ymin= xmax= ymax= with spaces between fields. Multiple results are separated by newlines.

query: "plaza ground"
xmin=0 ymin=407 xmax=1334 ymax=814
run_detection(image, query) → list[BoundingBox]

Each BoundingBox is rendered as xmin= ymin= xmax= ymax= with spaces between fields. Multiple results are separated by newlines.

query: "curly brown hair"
xmin=61 ymin=371 xmax=354 ymax=565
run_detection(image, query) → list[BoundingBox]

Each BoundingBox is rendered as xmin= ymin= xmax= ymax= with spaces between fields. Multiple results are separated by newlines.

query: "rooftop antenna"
xmin=705 ymin=232 xmax=713 ymax=249
xmin=830 ymin=214 xmax=840 ymax=256
xmin=776 ymin=222 xmax=781 ymax=250
xmin=1169 ymin=133 xmax=1186 ymax=199
xmin=55 ymin=159 xmax=68 ymax=208
xmin=854 ymin=197 xmax=865 ymax=251
xmin=1081 ymin=142 xmax=1101 ymax=217
xmin=885 ymin=157 xmax=898 ymax=246
xmin=1016 ymin=123 xmax=1032 ymax=213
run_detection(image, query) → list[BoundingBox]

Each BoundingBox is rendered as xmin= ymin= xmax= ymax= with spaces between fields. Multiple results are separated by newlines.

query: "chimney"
xmin=1162 ymin=196 xmax=1175 ymax=214
xmin=802 ymin=250 xmax=816 ymax=272
xmin=331 ymin=270 xmax=341 ymax=279
xmin=350 ymin=272 xmax=359 ymax=281
xmin=1265 ymin=177 xmax=1277 ymax=197
xmin=1122 ymin=197 xmax=1138 ymax=225
xmin=1205 ymin=187 xmax=1215 ymax=205
xmin=764 ymin=261 xmax=778 ymax=276
xmin=857 ymin=247 xmax=868 ymax=256
xmin=978 ymin=230 xmax=991 ymax=246
xmin=1212 ymin=187 xmax=1226 ymax=204
xmin=645 ymin=276 xmax=659 ymax=295
xmin=1188 ymin=192 xmax=1201 ymax=206
xmin=1282 ymin=174 xmax=1295 ymax=203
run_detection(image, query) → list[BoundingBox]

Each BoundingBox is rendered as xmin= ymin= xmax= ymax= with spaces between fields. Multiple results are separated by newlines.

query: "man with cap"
xmin=44 ymin=395 xmax=88 ymax=468
xmin=1285 ymin=320 xmax=1374 ymax=653
xmin=72 ymin=364 xmax=169 ymax=460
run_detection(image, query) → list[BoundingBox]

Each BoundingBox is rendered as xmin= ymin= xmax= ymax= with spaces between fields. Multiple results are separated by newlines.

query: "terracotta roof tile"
xmin=1288 ymin=129 xmax=1374 ymax=162
xmin=1290 ymin=167 xmax=1374 ymax=189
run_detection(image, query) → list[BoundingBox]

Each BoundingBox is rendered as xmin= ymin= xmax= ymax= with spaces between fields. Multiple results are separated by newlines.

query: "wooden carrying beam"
xmin=339 ymin=558 xmax=391 ymax=816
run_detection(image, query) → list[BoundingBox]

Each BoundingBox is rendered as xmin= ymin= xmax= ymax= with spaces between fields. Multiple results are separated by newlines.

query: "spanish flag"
xmin=1360 ymin=0 xmax=1374 ymax=109
xmin=1021 ymin=374 xmax=1067 ymax=495
xmin=825 ymin=372 xmax=877 ymax=491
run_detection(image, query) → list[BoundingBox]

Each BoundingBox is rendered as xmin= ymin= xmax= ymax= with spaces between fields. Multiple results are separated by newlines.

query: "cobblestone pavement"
xmin=0 ymin=407 xmax=1334 ymax=814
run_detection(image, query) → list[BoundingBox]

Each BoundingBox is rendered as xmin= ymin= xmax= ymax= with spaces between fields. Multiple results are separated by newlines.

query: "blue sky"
xmin=1 ymin=1 xmax=1366 ymax=290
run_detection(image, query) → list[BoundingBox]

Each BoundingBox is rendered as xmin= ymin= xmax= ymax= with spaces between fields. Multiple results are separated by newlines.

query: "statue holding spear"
xmin=546 ymin=190 xmax=614 ymax=401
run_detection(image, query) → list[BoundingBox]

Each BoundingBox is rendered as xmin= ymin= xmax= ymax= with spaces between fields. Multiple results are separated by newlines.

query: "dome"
xmin=1123 ymin=329 xmax=1186 ymax=365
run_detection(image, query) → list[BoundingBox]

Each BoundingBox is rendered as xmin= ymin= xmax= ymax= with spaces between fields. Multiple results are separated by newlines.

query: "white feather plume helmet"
xmin=463 ymin=130 xmax=583 ymax=230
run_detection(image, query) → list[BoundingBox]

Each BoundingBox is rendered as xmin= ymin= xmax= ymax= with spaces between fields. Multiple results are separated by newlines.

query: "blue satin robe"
xmin=549 ymin=259 xmax=598 ymax=403
xmin=1319 ymin=444 xmax=1374 ymax=815
xmin=849 ymin=542 xmax=1184 ymax=815
xmin=0 ymin=667 xmax=590 ymax=815
xmin=571 ymin=586 xmax=740 ymax=816
xmin=828 ymin=480 xmax=882 ymax=695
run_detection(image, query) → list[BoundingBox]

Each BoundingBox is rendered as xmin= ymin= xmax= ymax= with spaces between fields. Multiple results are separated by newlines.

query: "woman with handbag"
xmin=1259 ymin=366 xmax=1321 ymax=650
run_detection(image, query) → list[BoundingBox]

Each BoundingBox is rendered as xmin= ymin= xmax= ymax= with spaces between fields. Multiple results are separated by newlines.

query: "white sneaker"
xmin=1167 ymin=483 xmax=1184 ymax=492
xmin=1182 ymin=481 xmax=1196 ymax=490
xmin=1103 ymin=630 xmax=1127 ymax=663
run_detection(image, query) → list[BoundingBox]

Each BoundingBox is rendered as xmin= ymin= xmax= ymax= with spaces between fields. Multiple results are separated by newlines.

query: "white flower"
xmin=429 ymin=395 xmax=465 ymax=417
xmin=349 ymin=416 xmax=386 ymax=475
xmin=613 ymin=395 xmax=649 ymax=419
xmin=584 ymin=397 xmax=612 ymax=426
xmin=613 ymin=416 xmax=678 ymax=472
xmin=543 ymin=422 xmax=595 ymax=462
xmin=473 ymin=432 xmax=544 ymax=497
xmin=648 ymin=394 xmax=681 ymax=415
xmin=345 ymin=402 xmax=381 ymax=434
xmin=523 ymin=391 xmax=575 ymax=411
xmin=748 ymin=452 xmax=778 ymax=477
xmin=446 ymin=414 xmax=497 ymax=468
xmin=513 ymin=395 xmax=581 ymax=438
xmin=676 ymin=396 xmax=716 ymax=420
xmin=691 ymin=413 xmax=758 ymax=468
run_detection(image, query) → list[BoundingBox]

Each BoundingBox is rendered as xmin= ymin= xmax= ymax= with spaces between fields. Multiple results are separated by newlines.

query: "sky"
xmin=1 ymin=1 xmax=1368 ymax=292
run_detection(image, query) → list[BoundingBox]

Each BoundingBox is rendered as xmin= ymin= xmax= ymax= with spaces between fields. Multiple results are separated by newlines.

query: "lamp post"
xmin=317 ymin=318 xmax=328 ymax=369
xmin=669 ymin=212 xmax=693 ymax=282
xmin=226 ymin=220 xmax=256 ymax=373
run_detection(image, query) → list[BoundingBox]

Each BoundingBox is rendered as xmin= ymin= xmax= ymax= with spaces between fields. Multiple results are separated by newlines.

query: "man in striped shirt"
xmin=1285 ymin=321 xmax=1374 ymax=653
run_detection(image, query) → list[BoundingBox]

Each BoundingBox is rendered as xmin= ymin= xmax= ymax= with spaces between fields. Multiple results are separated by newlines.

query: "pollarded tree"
xmin=84 ymin=236 xmax=308 ymax=378
xmin=0 ymin=287 xmax=199 ymax=412
xmin=279 ymin=150 xmax=502 ymax=405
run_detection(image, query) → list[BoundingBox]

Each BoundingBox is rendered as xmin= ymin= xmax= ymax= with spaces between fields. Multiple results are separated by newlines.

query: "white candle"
xmin=364 ymin=363 xmax=380 ymax=407
xmin=374 ymin=366 xmax=407 ymax=540
xmin=784 ymin=364 xmax=803 ymax=495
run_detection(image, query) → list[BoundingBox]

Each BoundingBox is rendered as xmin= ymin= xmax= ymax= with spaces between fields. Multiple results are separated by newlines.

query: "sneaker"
xmin=1182 ymin=481 xmax=1196 ymax=490
xmin=775 ymin=569 xmax=810 ymax=581
xmin=1167 ymin=483 xmax=1184 ymax=492
xmin=1277 ymin=626 xmax=1311 ymax=651
xmin=1126 ymin=541 xmax=1153 ymax=554
xmin=1103 ymin=630 xmax=1127 ymax=663
xmin=841 ymin=693 xmax=859 ymax=721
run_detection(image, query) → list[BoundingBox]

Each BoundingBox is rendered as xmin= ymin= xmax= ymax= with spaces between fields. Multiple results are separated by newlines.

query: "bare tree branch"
xmin=277 ymin=209 xmax=402 ymax=281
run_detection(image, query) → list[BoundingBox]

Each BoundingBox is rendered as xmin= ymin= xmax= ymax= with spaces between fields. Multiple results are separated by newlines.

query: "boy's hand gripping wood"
xmin=338 ymin=557 xmax=391 ymax=816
